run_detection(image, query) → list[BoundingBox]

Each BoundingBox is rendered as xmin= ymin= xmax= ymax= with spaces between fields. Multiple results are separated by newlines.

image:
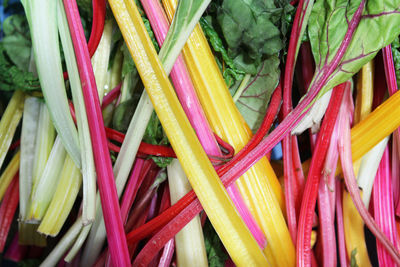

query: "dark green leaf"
xmin=0 ymin=44 xmax=40 ymax=92
xmin=204 ymin=219 xmax=228 ymax=267
xmin=235 ymin=56 xmax=280 ymax=132
xmin=391 ymin=37 xmax=400 ymax=89
xmin=2 ymin=14 xmax=31 ymax=70
xmin=216 ymin=0 xmax=286 ymax=73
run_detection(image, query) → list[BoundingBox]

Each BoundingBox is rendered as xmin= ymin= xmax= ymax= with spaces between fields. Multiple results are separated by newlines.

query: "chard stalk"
xmin=0 ymin=151 xmax=20 ymax=201
xmin=38 ymin=155 xmax=82 ymax=236
xmin=19 ymin=97 xmax=40 ymax=219
xmin=27 ymin=137 xmax=66 ymax=221
xmin=57 ymin=0 xmax=96 ymax=224
xmin=167 ymin=159 xmax=208 ymax=267
xmin=373 ymin=147 xmax=400 ymax=267
xmin=0 ymin=90 xmax=24 ymax=171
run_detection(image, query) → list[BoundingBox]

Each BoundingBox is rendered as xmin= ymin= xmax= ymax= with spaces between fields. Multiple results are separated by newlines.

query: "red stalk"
xmin=4 ymin=234 xmax=28 ymax=262
xmin=296 ymin=83 xmax=346 ymax=266
xmin=282 ymin=0 xmax=310 ymax=242
xmin=63 ymin=0 xmax=106 ymax=80
xmin=0 ymin=174 xmax=19 ymax=252
xmin=62 ymin=0 xmax=130 ymax=265
xmin=373 ymin=147 xmax=400 ymax=266
xmin=87 ymin=0 xmax=106 ymax=57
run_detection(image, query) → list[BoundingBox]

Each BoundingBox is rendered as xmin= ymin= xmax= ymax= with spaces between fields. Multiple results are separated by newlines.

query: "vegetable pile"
xmin=1 ymin=0 xmax=400 ymax=266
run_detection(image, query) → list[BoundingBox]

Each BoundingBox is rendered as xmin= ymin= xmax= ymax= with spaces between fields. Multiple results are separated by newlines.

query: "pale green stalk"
xmin=19 ymin=97 xmax=40 ymax=218
xmin=233 ymin=74 xmax=251 ymax=103
xmin=357 ymin=137 xmax=389 ymax=206
xmin=27 ymin=137 xmax=66 ymax=222
xmin=57 ymin=0 xmax=96 ymax=224
xmin=30 ymin=102 xmax=56 ymax=206
xmin=21 ymin=0 xmax=81 ymax=167
xmin=64 ymin=224 xmax=92 ymax=262
xmin=91 ymin=19 xmax=113 ymax=100
xmin=81 ymin=1 xmax=212 ymax=264
xmin=38 ymin=155 xmax=82 ymax=236
xmin=167 ymin=159 xmax=208 ymax=267
xmin=0 ymin=90 xmax=24 ymax=170
xmin=40 ymin=218 xmax=83 ymax=267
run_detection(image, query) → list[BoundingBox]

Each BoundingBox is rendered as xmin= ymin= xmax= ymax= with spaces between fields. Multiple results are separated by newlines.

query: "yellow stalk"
xmin=38 ymin=155 xmax=81 ymax=236
xmin=343 ymin=191 xmax=372 ymax=267
xmin=162 ymin=1 xmax=294 ymax=266
xmin=0 ymin=90 xmax=24 ymax=170
xmin=0 ymin=151 xmax=20 ymax=201
xmin=354 ymin=61 xmax=374 ymax=124
xmin=108 ymin=0 xmax=268 ymax=265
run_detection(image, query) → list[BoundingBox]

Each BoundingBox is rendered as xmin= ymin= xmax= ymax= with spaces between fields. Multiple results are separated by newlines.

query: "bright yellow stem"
xmin=161 ymin=1 xmax=294 ymax=266
xmin=38 ymin=155 xmax=82 ymax=236
xmin=0 ymin=151 xmax=20 ymax=201
xmin=343 ymin=191 xmax=372 ymax=267
xmin=108 ymin=0 xmax=268 ymax=265
xmin=0 ymin=90 xmax=24 ymax=170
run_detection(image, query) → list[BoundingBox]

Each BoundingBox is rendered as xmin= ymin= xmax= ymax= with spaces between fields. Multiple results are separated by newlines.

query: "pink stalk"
xmin=141 ymin=0 xmax=266 ymax=248
xmin=335 ymin=179 xmax=348 ymax=267
xmin=158 ymin=239 xmax=174 ymax=267
xmin=382 ymin=46 xmax=400 ymax=216
xmin=338 ymin=84 xmax=400 ymax=264
xmin=120 ymin=159 xmax=153 ymax=223
xmin=101 ymin=83 xmax=122 ymax=110
xmin=61 ymin=1 xmax=130 ymax=266
xmin=4 ymin=234 xmax=28 ymax=262
xmin=0 ymin=175 xmax=19 ymax=253
xmin=157 ymin=186 xmax=174 ymax=267
xmin=373 ymin=147 xmax=400 ymax=266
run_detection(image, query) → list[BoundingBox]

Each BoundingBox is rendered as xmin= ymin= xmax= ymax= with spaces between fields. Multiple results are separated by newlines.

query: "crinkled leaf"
xmin=235 ymin=56 xmax=280 ymax=132
xmin=2 ymin=14 xmax=31 ymax=71
xmin=216 ymin=0 xmax=285 ymax=74
xmin=309 ymin=0 xmax=400 ymax=97
xmin=0 ymin=44 xmax=40 ymax=91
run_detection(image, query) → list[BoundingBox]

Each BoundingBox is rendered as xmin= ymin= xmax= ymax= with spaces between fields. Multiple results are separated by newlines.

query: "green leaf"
xmin=235 ymin=56 xmax=280 ymax=132
xmin=309 ymin=0 xmax=400 ymax=97
xmin=2 ymin=14 xmax=32 ymax=71
xmin=0 ymin=44 xmax=40 ymax=91
xmin=200 ymin=16 xmax=245 ymax=87
xmin=204 ymin=219 xmax=229 ymax=267
xmin=391 ymin=37 xmax=400 ymax=89
xmin=216 ymin=0 xmax=285 ymax=74
xmin=112 ymin=98 xmax=139 ymax=132
xmin=350 ymin=248 xmax=359 ymax=267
